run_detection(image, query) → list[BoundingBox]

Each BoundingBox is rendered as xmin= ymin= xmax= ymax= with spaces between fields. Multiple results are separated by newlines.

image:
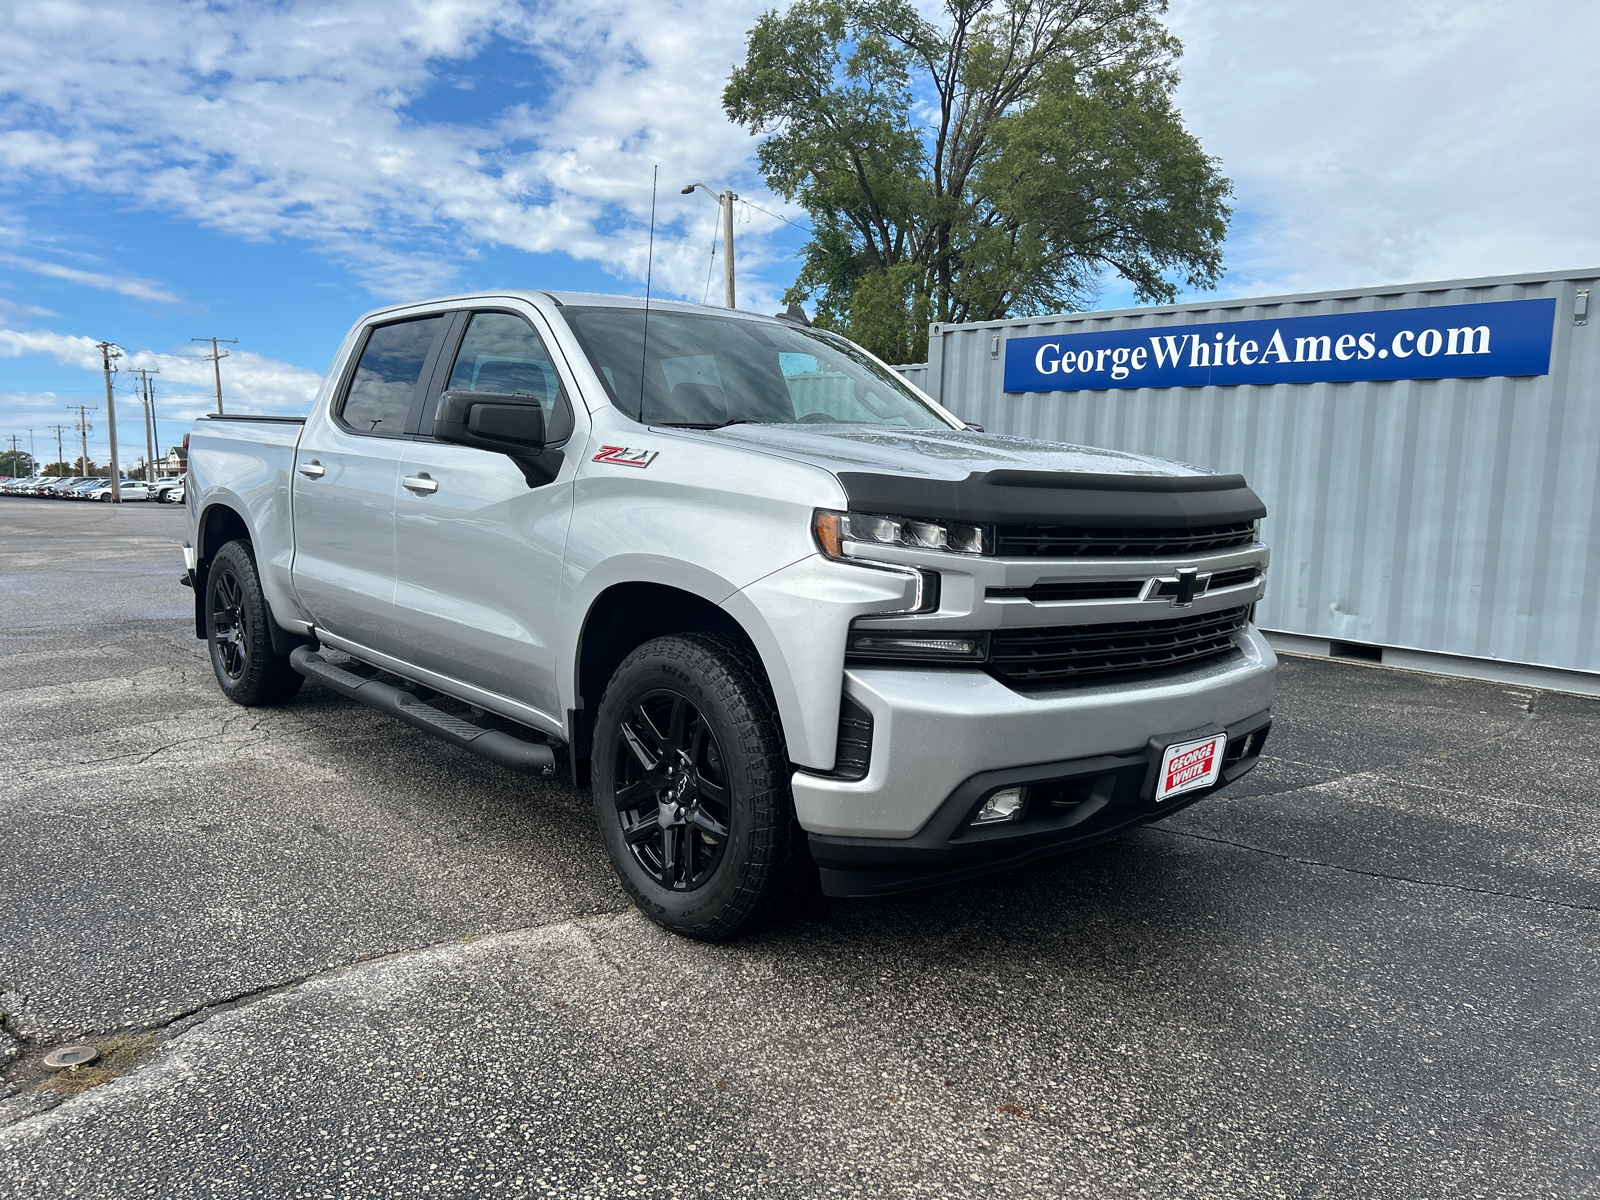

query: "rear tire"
xmin=205 ymin=539 xmax=304 ymax=706
xmin=592 ymin=633 xmax=805 ymax=941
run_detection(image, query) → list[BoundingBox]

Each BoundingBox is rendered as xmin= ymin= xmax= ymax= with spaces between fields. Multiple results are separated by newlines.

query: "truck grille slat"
xmin=995 ymin=522 xmax=1256 ymax=558
xmin=987 ymin=605 xmax=1251 ymax=689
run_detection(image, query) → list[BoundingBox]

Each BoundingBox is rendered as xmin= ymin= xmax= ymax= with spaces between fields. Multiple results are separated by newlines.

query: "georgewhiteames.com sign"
xmin=1002 ymin=297 xmax=1557 ymax=393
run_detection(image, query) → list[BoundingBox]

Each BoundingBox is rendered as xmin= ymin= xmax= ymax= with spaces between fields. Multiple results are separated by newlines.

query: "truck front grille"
xmin=987 ymin=605 xmax=1251 ymax=690
xmin=994 ymin=521 xmax=1256 ymax=558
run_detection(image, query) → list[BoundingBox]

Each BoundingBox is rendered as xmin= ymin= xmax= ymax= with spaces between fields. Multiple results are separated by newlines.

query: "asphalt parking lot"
xmin=1 ymin=500 xmax=1596 ymax=1199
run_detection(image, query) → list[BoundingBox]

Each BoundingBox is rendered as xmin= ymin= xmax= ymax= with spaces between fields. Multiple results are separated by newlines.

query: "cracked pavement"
xmin=1 ymin=501 xmax=1596 ymax=1198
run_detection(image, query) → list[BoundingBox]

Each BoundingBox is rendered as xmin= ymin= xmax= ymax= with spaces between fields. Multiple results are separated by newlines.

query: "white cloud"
xmin=1166 ymin=0 xmax=1600 ymax=296
xmin=0 ymin=254 xmax=180 ymax=304
xmin=0 ymin=328 xmax=322 ymax=417
xmin=0 ymin=0 xmax=800 ymax=309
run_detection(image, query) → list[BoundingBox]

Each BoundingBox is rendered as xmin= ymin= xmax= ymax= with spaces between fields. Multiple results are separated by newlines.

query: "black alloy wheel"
xmin=592 ymin=633 xmax=806 ymax=940
xmin=210 ymin=564 xmax=250 ymax=680
xmin=612 ymin=689 xmax=733 ymax=891
xmin=204 ymin=539 xmax=304 ymax=706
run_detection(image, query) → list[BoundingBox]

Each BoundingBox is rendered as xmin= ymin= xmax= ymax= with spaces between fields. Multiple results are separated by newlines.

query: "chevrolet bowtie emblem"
xmin=1140 ymin=565 xmax=1212 ymax=608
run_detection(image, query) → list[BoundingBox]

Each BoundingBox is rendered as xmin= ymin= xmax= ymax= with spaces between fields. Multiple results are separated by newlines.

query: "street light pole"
xmin=680 ymin=182 xmax=738 ymax=309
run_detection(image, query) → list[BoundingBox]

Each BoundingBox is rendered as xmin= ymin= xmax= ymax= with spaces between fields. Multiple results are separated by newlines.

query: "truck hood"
xmin=702 ymin=424 xmax=1266 ymax=528
xmin=704 ymin=424 xmax=1207 ymax=481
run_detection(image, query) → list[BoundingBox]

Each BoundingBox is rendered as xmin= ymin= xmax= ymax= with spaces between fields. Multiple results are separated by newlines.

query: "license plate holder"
xmin=1153 ymin=731 xmax=1228 ymax=802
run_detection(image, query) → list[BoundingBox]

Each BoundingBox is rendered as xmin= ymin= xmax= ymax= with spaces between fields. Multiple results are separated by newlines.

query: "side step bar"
xmin=289 ymin=647 xmax=556 ymax=775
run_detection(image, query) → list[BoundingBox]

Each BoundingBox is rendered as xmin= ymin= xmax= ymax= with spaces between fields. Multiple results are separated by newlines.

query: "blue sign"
xmin=1002 ymin=297 xmax=1556 ymax=393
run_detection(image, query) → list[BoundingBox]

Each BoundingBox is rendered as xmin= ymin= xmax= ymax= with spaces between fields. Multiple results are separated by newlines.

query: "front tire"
xmin=205 ymin=539 xmax=304 ymax=706
xmin=592 ymin=633 xmax=804 ymax=941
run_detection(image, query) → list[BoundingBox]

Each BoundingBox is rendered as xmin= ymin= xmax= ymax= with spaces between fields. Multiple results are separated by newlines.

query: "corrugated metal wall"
xmin=895 ymin=268 xmax=1600 ymax=678
xmin=893 ymin=361 xmax=929 ymax=393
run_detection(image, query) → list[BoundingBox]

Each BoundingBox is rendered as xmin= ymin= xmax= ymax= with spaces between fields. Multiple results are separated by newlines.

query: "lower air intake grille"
xmin=995 ymin=522 xmax=1256 ymax=558
xmin=831 ymin=694 xmax=874 ymax=781
xmin=988 ymin=605 xmax=1251 ymax=690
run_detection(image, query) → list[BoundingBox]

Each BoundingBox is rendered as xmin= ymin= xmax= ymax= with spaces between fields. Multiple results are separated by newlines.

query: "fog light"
xmin=972 ymin=787 xmax=1024 ymax=825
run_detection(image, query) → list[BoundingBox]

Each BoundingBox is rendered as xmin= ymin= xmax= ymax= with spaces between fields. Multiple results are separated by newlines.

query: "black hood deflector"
xmin=837 ymin=469 xmax=1266 ymax=528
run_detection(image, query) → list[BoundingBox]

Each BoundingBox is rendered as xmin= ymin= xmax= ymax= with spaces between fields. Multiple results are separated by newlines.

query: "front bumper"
xmin=790 ymin=625 xmax=1276 ymax=893
xmin=808 ymin=706 xmax=1270 ymax=897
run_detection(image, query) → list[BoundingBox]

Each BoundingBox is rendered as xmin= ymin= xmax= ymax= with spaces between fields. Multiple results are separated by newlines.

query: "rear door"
xmin=391 ymin=308 xmax=577 ymax=723
xmin=291 ymin=313 xmax=450 ymax=657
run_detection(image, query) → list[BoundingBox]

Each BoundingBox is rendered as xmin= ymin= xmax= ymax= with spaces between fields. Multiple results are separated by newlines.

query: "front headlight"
xmin=813 ymin=509 xmax=986 ymax=559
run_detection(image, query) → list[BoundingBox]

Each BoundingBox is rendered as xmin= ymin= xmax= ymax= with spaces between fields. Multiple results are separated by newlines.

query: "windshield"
xmin=562 ymin=307 xmax=956 ymax=430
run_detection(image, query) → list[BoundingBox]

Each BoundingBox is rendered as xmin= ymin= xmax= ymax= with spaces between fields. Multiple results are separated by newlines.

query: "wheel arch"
xmin=192 ymin=501 xmax=253 ymax=638
xmin=193 ymin=500 xmax=313 ymax=655
xmin=569 ymin=581 xmax=769 ymax=788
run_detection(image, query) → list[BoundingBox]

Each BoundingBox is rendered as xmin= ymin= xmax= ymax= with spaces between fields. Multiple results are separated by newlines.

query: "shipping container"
xmin=893 ymin=267 xmax=1600 ymax=694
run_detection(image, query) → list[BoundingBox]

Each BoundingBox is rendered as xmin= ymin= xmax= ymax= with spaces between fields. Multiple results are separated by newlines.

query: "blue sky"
xmin=3 ymin=0 xmax=1598 ymax=470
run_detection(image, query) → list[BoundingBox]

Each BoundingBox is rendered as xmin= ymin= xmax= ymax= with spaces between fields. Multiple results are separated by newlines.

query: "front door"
xmin=291 ymin=313 xmax=448 ymax=657
xmin=392 ymin=309 xmax=577 ymax=723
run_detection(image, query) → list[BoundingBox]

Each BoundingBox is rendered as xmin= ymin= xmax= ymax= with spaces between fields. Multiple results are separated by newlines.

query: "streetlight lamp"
xmin=681 ymin=182 xmax=738 ymax=309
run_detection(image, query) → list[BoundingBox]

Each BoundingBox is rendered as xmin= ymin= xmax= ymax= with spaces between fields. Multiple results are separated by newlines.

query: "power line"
xmin=740 ymin=198 xmax=811 ymax=233
xmin=702 ymin=220 xmax=720 ymax=306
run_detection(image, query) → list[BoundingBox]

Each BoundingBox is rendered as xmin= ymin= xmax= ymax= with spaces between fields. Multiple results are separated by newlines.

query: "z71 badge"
xmin=592 ymin=445 xmax=659 ymax=469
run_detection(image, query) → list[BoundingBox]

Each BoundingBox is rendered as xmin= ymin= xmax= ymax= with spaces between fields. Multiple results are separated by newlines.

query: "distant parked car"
xmin=152 ymin=475 xmax=186 ymax=502
xmin=21 ymin=477 xmax=66 ymax=496
xmin=41 ymin=477 xmax=85 ymax=498
xmin=65 ymin=478 xmax=108 ymax=499
xmin=166 ymin=481 xmax=185 ymax=505
xmin=87 ymin=480 xmax=150 ymax=502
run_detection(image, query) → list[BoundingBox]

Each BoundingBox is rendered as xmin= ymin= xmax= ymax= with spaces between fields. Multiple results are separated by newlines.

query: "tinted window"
xmin=340 ymin=316 xmax=444 ymax=434
xmin=562 ymin=308 xmax=954 ymax=430
xmin=441 ymin=312 xmax=573 ymax=443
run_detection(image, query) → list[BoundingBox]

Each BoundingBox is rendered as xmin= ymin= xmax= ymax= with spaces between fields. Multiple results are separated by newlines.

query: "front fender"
xmin=722 ymin=555 xmax=919 ymax=769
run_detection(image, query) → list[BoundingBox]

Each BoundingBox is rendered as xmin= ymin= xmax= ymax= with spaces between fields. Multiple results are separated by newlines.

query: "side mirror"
xmin=435 ymin=391 xmax=547 ymax=454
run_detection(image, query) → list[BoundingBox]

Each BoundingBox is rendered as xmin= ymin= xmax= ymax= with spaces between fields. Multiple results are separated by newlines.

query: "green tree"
xmin=724 ymin=0 xmax=1232 ymax=363
xmin=0 ymin=449 xmax=35 ymax=476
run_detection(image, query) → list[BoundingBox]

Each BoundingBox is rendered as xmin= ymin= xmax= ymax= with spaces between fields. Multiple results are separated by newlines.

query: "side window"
xmin=442 ymin=312 xmax=574 ymax=443
xmin=339 ymin=316 xmax=445 ymax=435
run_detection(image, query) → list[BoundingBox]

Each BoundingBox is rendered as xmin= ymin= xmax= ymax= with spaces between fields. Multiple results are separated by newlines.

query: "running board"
xmin=289 ymin=647 xmax=556 ymax=775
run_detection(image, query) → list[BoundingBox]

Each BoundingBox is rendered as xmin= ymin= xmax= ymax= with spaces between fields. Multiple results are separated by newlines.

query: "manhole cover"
xmin=43 ymin=1045 xmax=99 ymax=1070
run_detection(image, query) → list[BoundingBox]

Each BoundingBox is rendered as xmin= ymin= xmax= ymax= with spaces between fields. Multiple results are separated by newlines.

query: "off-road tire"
xmin=205 ymin=539 xmax=304 ymax=706
xmin=592 ymin=633 xmax=805 ymax=941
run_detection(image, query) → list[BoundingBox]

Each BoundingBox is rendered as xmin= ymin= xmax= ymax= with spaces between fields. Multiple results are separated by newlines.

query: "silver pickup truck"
xmin=184 ymin=291 xmax=1276 ymax=939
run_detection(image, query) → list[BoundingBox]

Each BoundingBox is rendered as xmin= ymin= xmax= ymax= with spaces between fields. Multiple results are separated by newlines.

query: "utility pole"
xmin=149 ymin=377 xmax=161 ymax=476
xmin=191 ymin=337 xmax=237 ymax=414
xmin=6 ymin=434 xmax=18 ymax=476
xmin=131 ymin=367 xmax=160 ymax=483
xmin=71 ymin=406 xmax=92 ymax=477
xmin=50 ymin=424 xmax=66 ymax=475
xmin=680 ymin=183 xmax=738 ymax=308
xmin=95 ymin=342 xmax=123 ymax=502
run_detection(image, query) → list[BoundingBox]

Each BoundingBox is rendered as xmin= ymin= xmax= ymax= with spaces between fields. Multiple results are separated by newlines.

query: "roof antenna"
xmin=638 ymin=164 xmax=658 ymax=424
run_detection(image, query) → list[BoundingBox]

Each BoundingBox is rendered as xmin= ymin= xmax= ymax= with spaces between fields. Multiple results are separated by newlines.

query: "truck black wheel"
xmin=592 ymin=633 xmax=804 ymax=941
xmin=205 ymin=539 xmax=304 ymax=707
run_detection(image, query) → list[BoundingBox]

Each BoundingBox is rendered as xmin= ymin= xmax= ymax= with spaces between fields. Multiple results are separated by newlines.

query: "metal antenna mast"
xmin=191 ymin=337 xmax=237 ymax=414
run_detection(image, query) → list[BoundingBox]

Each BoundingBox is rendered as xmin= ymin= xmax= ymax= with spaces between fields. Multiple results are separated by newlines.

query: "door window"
xmin=439 ymin=312 xmax=573 ymax=443
xmin=339 ymin=316 xmax=445 ymax=435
